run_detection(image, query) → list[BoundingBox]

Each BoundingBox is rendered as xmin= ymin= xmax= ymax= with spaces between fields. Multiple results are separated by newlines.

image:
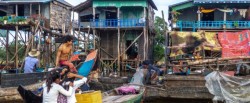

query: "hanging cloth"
xmin=217 ymin=8 xmax=233 ymax=13
xmin=238 ymin=9 xmax=247 ymax=18
xmin=201 ymin=7 xmax=216 ymax=13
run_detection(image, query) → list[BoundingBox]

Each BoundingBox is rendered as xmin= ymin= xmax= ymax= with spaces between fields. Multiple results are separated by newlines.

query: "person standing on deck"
xmin=56 ymin=35 xmax=78 ymax=73
xmin=141 ymin=60 xmax=161 ymax=84
xmin=24 ymin=49 xmax=40 ymax=73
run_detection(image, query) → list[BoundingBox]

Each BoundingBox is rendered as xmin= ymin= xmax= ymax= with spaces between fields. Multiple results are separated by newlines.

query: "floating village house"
xmin=167 ymin=0 xmax=250 ymax=68
xmin=73 ymin=0 xmax=157 ymax=71
xmin=0 ymin=0 xmax=72 ymax=68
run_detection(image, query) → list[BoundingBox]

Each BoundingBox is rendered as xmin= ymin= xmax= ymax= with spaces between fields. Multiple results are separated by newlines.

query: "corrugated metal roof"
xmin=0 ymin=0 xmax=73 ymax=7
xmin=73 ymin=0 xmax=157 ymax=12
xmin=56 ymin=0 xmax=73 ymax=7
xmin=194 ymin=0 xmax=250 ymax=4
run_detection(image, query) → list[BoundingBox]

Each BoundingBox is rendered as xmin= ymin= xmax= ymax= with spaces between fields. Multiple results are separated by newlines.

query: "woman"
xmin=43 ymin=70 xmax=73 ymax=103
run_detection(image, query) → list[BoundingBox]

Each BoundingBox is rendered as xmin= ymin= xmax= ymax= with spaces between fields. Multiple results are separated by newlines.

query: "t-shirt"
xmin=24 ymin=56 xmax=39 ymax=73
xmin=43 ymin=83 xmax=73 ymax=103
xmin=66 ymin=77 xmax=87 ymax=103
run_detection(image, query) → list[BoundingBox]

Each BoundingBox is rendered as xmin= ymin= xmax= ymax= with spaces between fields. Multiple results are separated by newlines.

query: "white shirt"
xmin=43 ymin=83 xmax=73 ymax=103
xmin=67 ymin=77 xmax=87 ymax=103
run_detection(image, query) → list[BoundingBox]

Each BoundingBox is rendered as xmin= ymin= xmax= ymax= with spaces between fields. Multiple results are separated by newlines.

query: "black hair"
xmin=142 ymin=60 xmax=151 ymax=65
xmin=64 ymin=35 xmax=73 ymax=43
xmin=46 ymin=70 xmax=60 ymax=93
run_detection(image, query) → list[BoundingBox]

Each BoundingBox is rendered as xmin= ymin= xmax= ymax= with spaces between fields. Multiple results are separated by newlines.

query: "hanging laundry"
xmin=217 ymin=8 xmax=233 ymax=13
xmin=238 ymin=9 xmax=247 ymax=18
xmin=201 ymin=7 xmax=216 ymax=13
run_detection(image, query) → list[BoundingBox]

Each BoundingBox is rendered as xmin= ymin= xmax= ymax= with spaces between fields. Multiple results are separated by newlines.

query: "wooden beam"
xmin=143 ymin=7 xmax=146 ymax=60
xmin=187 ymin=56 xmax=250 ymax=66
xmin=16 ymin=4 xmax=18 ymax=16
xmin=117 ymin=7 xmax=120 ymax=72
xmin=93 ymin=7 xmax=96 ymax=49
xmin=109 ymin=32 xmax=144 ymax=69
xmin=6 ymin=30 xmax=9 ymax=67
xmin=30 ymin=4 xmax=32 ymax=16
xmin=15 ymin=26 xmax=19 ymax=69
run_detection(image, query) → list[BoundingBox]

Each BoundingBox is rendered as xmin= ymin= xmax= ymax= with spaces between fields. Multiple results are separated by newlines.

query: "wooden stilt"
xmin=117 ymin=7 xmax=121 ymax=72
xmin=15 ymin=26 xmax=19 ymax=69
xmin=6 ymin=30 xmax=9 ymax=69
xmin=143 ymin=7 xmax=146 ymax=60
xmin=93 ymin=7 xmax=96 ymax=49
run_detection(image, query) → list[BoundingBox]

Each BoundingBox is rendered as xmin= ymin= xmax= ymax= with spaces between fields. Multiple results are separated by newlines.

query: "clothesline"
xmin=199 ymin=7 xmax=248 ymax=18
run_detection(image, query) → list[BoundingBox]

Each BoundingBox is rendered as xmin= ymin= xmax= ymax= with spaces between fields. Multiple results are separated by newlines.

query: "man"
xmin=141 ymin=60 xmax=161 ymax=84
xmin=56 ymin=35 xmax=78 ymax=73
xmin=24 ymin=49 xmax=40 ymax=73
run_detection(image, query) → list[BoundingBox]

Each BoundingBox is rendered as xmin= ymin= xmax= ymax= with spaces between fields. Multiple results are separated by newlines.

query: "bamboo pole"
xmin=109 ymin=32 xmax=144 ymax=69
xmin=93 ymin=7 xmax=96 ymax=49
xmin=15 ymin=26 xmax=19 ymax=69
xmin=117 ymin=7 xmax=120 ymax=72
xmin=143 ymin=7 xmax=147 ymax=60
xmin=6 ymin=30 xmax=9 ymax=68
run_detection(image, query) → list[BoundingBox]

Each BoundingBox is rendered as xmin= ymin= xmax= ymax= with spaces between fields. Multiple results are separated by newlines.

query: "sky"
xmin=65 ymin=0 xmax=186 ymax=20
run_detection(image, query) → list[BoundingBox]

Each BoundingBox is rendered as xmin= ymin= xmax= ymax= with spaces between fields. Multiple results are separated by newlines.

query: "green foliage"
xmin=234 ymin=21 xmax=239 ymax=27
xmin=171 ymin=10 xmax=181 ymax=23
xmin=153 ymin=16 xmax=167 ymax=63
xmin=0 ymin=41 xmax=25 ymax=61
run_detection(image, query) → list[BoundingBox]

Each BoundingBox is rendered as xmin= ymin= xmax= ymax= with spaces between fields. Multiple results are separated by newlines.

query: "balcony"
xmin=175 ymin=21 xmax=250 ymax=31
xmin=79 ymin=19 xmax=145 ymax=28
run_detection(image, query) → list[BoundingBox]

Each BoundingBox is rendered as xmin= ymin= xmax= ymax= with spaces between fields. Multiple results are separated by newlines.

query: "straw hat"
xmin=28 ymin=49 xmax=40 ymax=57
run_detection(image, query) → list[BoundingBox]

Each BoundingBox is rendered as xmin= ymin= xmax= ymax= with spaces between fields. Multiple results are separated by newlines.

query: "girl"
xmin=43 ymin=70 xmax=73 ymax=103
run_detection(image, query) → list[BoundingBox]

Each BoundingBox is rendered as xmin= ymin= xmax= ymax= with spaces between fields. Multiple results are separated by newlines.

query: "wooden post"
xmin=223 ymin=7 xmax=227 ymax=22
xmin=162 ymin=10 xmax=168 ymax=72
xmin=6 ymin=30 xmax=9 ymax=68
xmin=30 ymin=4 xmax=32 ymax=16
xmin=48 ymin=34 xmax=52 ymax=67
xmin=16 ymin=4 xmax=18 ymax=16
xmin=93 ymin=7 xmax=96 ymax=49
xmin=117 ymin=7 xmax=121 ymax=72
xmin=198 ymin=6 xmax=201 ymax=30
xmin=223 ymin=6 xmax=227 ymax=29
xmin=15 ymin=26 xmax=19 ymax=69
xmin=143 ymin=7 xmax=147 ymax=60
xmin=39 ymin=4 xmax=41 ymax=16
xmin=31 ymin=26 xmax=34 ymax=49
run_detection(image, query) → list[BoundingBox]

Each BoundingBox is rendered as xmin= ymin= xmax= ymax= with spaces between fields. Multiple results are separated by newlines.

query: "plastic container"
xmin=75 ymin=91 xmax=102 ymax=103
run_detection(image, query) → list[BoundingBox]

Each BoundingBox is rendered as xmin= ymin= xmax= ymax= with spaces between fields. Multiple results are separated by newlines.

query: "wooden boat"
xmin=102 ymin=85 xmax=145 ymax=103
xmin=78 ymin=49 xmax=98 ymax=77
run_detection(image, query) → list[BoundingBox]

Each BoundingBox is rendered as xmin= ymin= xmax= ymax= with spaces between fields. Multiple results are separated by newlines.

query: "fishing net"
xmin=205 ymin=71 xmax=250 ymax=103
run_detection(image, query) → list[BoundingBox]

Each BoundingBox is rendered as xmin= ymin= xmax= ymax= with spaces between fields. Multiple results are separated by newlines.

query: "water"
xmin=144 ymin=98 xmax=213 ymax=103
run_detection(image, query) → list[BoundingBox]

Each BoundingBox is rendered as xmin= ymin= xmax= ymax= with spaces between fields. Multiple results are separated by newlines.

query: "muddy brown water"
xmin=144 ymin=98 xmax=214 ymax=103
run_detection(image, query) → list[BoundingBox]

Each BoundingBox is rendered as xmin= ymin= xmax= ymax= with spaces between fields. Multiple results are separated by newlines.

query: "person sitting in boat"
xmin=43 ymin=69 xmax=73 ymax=103
xmin=55 ymin=35 xmax=78 ymax=73
xmin=23 ymin=49 xmax=40 ymax=73
xmin=141 ymin=60 xmax=161 ymax=85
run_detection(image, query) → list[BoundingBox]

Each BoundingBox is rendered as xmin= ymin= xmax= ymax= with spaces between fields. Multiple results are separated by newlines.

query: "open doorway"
xmin=13 ymin=5 xmax=24 ymax=16
xmin=0 ymin=10 xmax=6 ymax=16
xmin=105 ymin=10 xmax=117 ymax=26
xmin=202 ymin=12 xmax=214 ymax=21
xmin=126 ymin=40 xmax=138 ymax=59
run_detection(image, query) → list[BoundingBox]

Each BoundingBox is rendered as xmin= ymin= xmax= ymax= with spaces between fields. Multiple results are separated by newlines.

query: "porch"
xmin=79 ymin=19 xmax=145 ymax=28
xmin=175 ymin=21 xmax=250 ymax=31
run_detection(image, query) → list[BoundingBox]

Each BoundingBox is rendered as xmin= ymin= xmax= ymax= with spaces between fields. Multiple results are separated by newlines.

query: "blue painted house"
xmin=169 ymin=0 xmax=250 ymax=31
xmin=73 ymin=0 xmax=157 ymax=70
